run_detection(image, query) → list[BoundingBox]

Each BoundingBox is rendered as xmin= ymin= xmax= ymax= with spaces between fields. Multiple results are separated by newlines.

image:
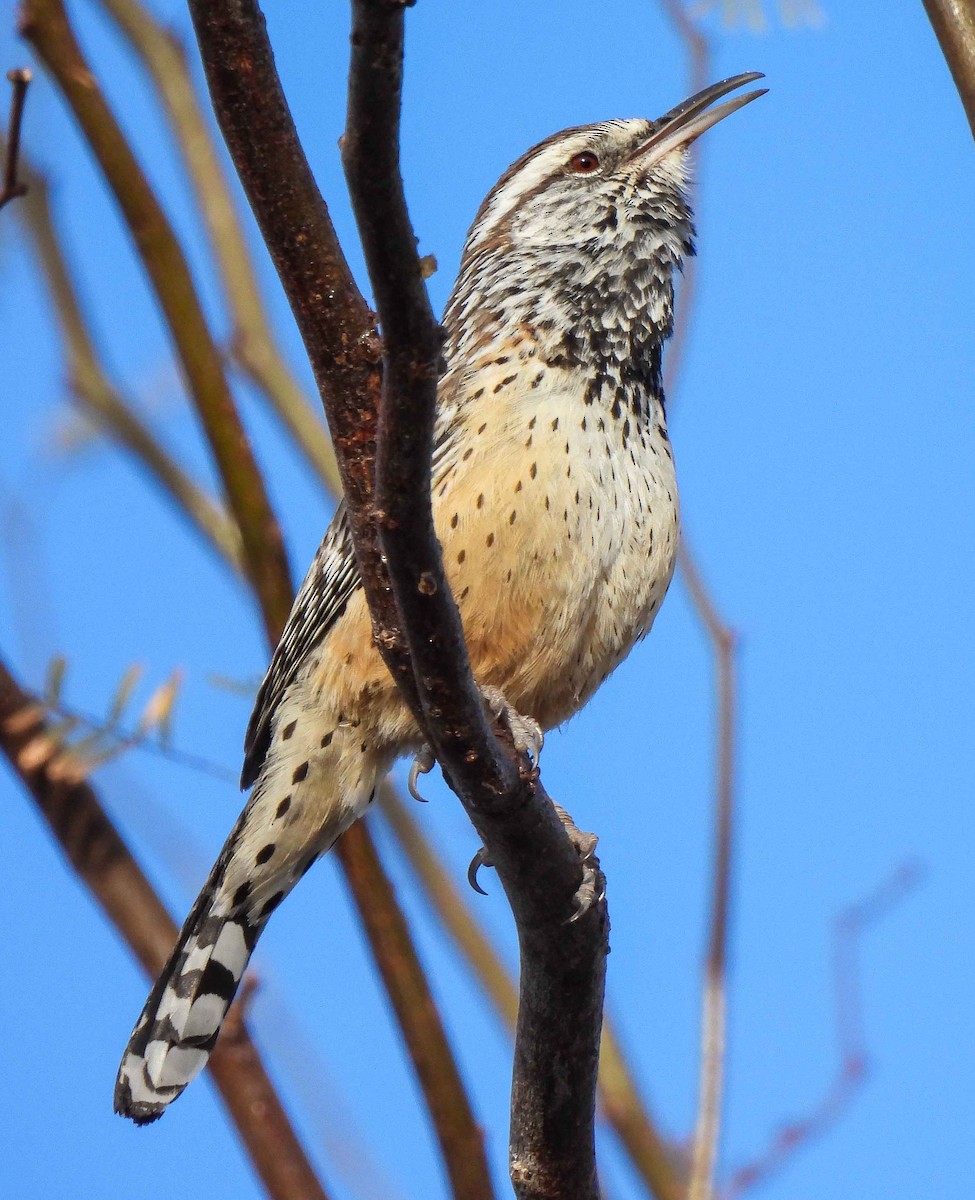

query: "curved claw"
xmin=408 ymin=745 xmax=435 ymax=803
xmin=566 ymin=864 xmax=601 ymax=924
xmin=467 ymin=847 xmax=492 ymax=896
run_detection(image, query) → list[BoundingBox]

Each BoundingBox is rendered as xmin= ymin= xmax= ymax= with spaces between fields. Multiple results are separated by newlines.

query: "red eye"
xmin=568 ymin=151 xmax=600 ymax=174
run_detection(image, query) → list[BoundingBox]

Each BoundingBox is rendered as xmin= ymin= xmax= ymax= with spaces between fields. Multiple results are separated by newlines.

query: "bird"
xmin=115 ymin=72 xmax=765 ymax=1123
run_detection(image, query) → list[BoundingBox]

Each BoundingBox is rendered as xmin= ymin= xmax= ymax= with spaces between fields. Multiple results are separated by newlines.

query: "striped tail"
xmin=114 ymin=687 xmax=392 ymax=1123
xmin=113 ymin=841 xmax=267 ymax=1124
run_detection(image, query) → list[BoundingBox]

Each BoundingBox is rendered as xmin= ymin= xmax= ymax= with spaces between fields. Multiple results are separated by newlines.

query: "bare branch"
xmin=19 ymin=0 xmax=293 ymax=643
xmin=0 ymin=67 xmax=31 ymax=210
xmin=681 ymin=541 xmax=738 ymax=1200
xmin=0 ymin=654 xmax=333 ymax=1200
xmin=340 ymin=6 xmax=607 ymax=1199
xmin=922 ymin=0 xmax=975 ymax=140
xmin=721 ymin=863 xmax=922 ymax=1199
xmin=382 ymin=784 xmax=687 ymax=1200
xmin=93 ymin=0 xmax=343 ymax=493
xmin=181 ymin=6 xmax=497 ymax=1196
xmin=655 ymin=7 xmax=740 ymax=1196
xmin=18 ymin=165 xmax=246 ymax=572
xmin=336 ymin=818 xmax=493 ymax=1200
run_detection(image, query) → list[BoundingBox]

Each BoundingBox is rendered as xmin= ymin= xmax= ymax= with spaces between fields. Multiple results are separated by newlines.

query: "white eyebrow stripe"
xmin=467 ymin=131 xmax=595 ymax=252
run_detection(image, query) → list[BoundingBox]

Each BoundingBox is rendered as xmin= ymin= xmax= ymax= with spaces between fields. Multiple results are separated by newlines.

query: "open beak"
xmin=626 ymin=72 xmax=766 ymax=168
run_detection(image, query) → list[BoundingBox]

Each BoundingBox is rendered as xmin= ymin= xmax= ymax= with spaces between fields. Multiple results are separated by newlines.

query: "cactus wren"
xmin=116 ymin=72 xmax=765 ymax=1122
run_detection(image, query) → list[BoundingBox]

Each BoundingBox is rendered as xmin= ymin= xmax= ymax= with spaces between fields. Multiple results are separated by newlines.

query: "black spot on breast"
xmin=281 ymin=720 xmax=296 ymax=741
xmin=232 ymin=882 xmax=252 ymax=908
xmin=321 ymin=731 xmax=333 ymax=749
xmin=256 ymin=843 xmax=276 ymax=865
xmin=292 ymin=762 xmax=309 ymax=784
xmin=276 ymin=796 xmax=292 ymax=819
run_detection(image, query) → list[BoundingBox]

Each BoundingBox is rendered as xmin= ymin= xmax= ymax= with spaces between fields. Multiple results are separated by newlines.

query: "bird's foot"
xmin=553 ymin=803 xmax=602 ymax=923
xmin=466 ymin=806 xmax=601 ymax=917
xmin=479 ymin=685 xmax=544 ymax=766
xmin=408 ymin=744 xmax=435 ymax=803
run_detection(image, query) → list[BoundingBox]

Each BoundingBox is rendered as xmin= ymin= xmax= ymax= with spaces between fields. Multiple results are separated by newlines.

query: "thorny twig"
xmin=0 ymin=68 xmax=32 ymax=210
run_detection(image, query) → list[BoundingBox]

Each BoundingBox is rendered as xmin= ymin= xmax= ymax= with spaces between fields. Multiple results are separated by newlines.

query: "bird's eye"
xmin=568 ymin=151 xmax=600 ymax=174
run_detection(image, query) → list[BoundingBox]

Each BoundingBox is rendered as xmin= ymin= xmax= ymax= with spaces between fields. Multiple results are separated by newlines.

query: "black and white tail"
xmin=115 ymin=684 xmax=390 ymax=1123
xmin=113 ymin=833 xmax=266 ymax=1124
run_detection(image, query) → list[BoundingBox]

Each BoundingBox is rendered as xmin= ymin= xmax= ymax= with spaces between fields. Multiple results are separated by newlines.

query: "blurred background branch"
xmin=0 ymin=652 xmax=334 ymax=1200
xmin=0 ymin=66 xmax=31 ymax=209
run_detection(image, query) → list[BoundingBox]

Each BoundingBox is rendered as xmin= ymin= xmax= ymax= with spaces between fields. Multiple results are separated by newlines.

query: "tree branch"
xmin=0 ymin=67 xmax=31 ymax=210
xmin=379 ymin=786 xmax=687 ymax=1200
xmin=0 ymin=654 xmax=332 ymax=1200
xmin=922 ymin=0 xmax=975 ymax=140
xmin=19 ymin=0 xmax=293 ymax=643
xmin=18 ymin=164 xmax=246 ymax=572
xmin=93 ymin=0 xmax=343 ymax=494
xmin=340 ymin=5 xmax=607 ymax=1198
xmin=182 ymin=6 xmax=495 ymax=1197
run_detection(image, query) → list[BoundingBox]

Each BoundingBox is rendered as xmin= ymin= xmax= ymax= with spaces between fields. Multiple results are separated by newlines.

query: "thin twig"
xmin=20 ymin=0 xmax=293 ymax=644
xmin=93 ymin=0 xmax=343 ymax=493
xmin=0 ymin=67 xmax=32 ymax=210
xmin=0 ymin=654 xmax=333 ymax=1200
xmin=680 ymin=542 xmax=738 ymax=1200
xmin=721 ymin=862 xmax=922 ymax=1199
xmin=340 ymin=6 xmax=608 ymax=1199
xmin=656 ymin=5 xmax=739 ymax=1195
xmin=922 ymin=0 xmax=975 ymax=141
xmin=18 ymin=165 xmax=246 ymax=571
xmin=183 ymin=6 xmax=496 ymax=1197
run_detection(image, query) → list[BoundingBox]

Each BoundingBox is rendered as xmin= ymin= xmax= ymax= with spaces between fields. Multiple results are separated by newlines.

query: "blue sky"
xmin=1 ymin=1 xmax=973 ymax=1198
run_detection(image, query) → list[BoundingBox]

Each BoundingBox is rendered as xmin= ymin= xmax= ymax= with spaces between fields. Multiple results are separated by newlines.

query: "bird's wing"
xmin=241 ymin=501 xmax=361 ymax=788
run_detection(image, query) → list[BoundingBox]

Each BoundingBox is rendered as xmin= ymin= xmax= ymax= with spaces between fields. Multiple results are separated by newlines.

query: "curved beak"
xmin=626 ymin=72 xmax=767 ymax=167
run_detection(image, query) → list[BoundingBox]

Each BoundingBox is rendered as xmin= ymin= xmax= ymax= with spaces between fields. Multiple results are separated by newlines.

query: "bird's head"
xmin=446 ymin=73 xmax=765 ymax=371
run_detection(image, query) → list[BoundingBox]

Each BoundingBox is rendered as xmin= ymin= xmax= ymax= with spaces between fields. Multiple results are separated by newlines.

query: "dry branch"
xmin=178 ymin=6 xmax=494 ymax=1196
xmin=0 ymin=67 xmax=32 ymax=210
xmin=341 ymin=5 xmax=607 ymax=1199
xmin=93 ymin=0 xmax=343 ymax=493
xmin=186 ymin=1 xmax=609 ymax=1196
xmin=0 ymin=655 xmax=332 ymax=1200
xmin=655 ymin=5 xmax=741 ymax=1195
xmin=380 ymin=786 xmax=687 ymax=1200
xmin=19 ymin=167 xmax=246 ymax=572
xmin=19 ymin=0 xmax=293 ymax=642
